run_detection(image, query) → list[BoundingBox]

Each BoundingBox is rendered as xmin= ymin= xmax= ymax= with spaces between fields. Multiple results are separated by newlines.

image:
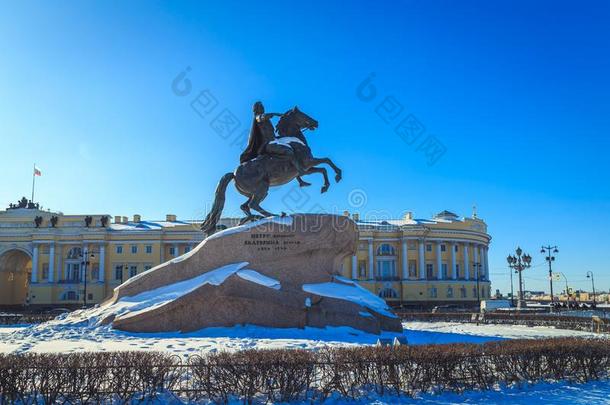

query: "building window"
xmin=66 ymin=263 xmax=80 ymax=281
xmin=129 ymin=265 xmax=138 ymax=278
xmin=426 ymin=263 xmax=434 ymax=279
xmin=67 ymin=247 xmax=82 ymax=259
xmin=379 ymin=288 xmax=398 ymax=299
xmin=184 ymin=246 xmax=191 ymax=253
xmin=114 ymin=265 xmax=123 ymax=281
xmin=41 ymin=263 xmax=49 ymax=281
xmin=358 ymin=260 xmax=367 ymax=278
xmin=473 ymin=287 xmax=477 ymax=298
xmin=456 ymin=264 xmax=461 ymax=279
xmin=116 ymin=245 xmax=123 ymax=254
xmin=460 ymin=286 xmax=467 ymax=298
xmin=481 ymin=288 xmax=486 ymax=298
xmin=131 ymin=245 xmax=138 ymax=254
xmin=376 ymin=258 xmax=396 ymax=280
xmin=426 ymin=244 xmax=432 ymax=252
xmin=144 ymin=265 xmax=152 ymax=271
xmin=440 ymin=244 xmax=446 ymax=252
xmin=91 ymin=263 xmax=99 ymax=280
xmin=408 ymin=260 xmax=417 ymax=277
xmin=145 ymin=245 xmax=153 ymax=254
xmin=447 ymin=287 xmax=454 ymax=298
xmin=62 ymin=291 xmax=78 ymax=301
xmin=441 ymin=263 xmax=448 ymax=278
xmin=169 ymin=247 xmax=176 ymax=256
xmin=408 ymin=241 xmax=416 ymax=249
xmin=454 ymin=245 xmax=459 ymax=252
xmin=428 ymin=287 xmax=437 ymax=298
xmin=376 ymin=244 xmax=396 ymax=256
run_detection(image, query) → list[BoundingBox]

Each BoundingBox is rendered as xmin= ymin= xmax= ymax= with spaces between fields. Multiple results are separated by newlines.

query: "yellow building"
xmin=340 ymin=210 xmax=491 ymax=308
xmin=0 ymin=199 xmax=491 ymax=309
xmin=0 ymin=198 xmax=202 ymax=308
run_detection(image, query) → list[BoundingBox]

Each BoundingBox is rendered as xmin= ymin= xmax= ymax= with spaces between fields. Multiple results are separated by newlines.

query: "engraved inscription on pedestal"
xmin=244 ymin=232 xmax=301 ymax=252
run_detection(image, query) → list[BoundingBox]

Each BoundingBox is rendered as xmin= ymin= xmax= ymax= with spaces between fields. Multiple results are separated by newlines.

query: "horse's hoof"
xmin=238 ymin=217 xmax=252 ymax=225
xmin=299 ymin=181 xmax=312 ymax=187
xmin=335 ymin=174 xmax=342 ymax=183
xmin=321 ymin=186 xmax=329 ymax=194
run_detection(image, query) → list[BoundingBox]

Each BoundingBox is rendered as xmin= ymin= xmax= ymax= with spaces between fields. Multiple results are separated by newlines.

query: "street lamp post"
xmin=587 ymin=271 xmax=596 ymax=306
xmin=507 ymin=247 xmax=532 ymax=309
xmin=79 ymin=248 xmax=98 ymax=308
xmin=509 ymin=265 xmax=515 ymax=307
xmin=541 ymin=245 xmax=558 ymax=309
xmin=558 ymin=272 xmax=571 ymax=307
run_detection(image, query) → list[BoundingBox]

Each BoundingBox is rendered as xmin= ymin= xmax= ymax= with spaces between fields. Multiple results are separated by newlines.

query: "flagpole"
xmin=31 ymin=163 xmax=36 ymax=203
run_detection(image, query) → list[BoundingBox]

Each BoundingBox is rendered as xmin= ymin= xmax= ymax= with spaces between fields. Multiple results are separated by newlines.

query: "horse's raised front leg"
xmin=296 ymin=176 xmax=311 ymax=187
xmin=308 ymin=157 xmax=342 ymax=183
xmin=304 ymin=166 xmax=330 ymax=193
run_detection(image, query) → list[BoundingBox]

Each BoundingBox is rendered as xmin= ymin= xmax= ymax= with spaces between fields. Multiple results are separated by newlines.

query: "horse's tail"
xmin=200 ymin=172 xmax=234 ymax=235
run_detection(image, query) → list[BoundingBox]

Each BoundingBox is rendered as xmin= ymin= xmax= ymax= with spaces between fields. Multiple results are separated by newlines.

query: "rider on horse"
xmin=200 ymin=104 xmax=342 ymax=234
xmin=240 ymin=101 xmax=307 ymax=177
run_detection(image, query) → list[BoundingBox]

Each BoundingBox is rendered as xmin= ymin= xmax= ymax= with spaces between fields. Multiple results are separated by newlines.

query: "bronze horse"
xmin=200 ymin=107 xmax=342 ymax=234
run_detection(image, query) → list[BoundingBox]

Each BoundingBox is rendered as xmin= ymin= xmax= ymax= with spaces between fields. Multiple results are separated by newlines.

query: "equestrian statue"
xmin=200 ymin=101 xmax=342 ymax=234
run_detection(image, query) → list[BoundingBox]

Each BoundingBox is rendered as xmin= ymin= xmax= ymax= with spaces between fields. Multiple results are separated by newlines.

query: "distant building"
xmin=339 ymin=210 xmax=491 ymax=308
xmin=0 ymin=200 xmax=202 ymax=307
xmin=0 ymin=199 xmax=491 ymax=308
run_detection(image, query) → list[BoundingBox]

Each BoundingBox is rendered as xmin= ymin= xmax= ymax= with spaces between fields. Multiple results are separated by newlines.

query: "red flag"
xmin=34 ymin=166 xmax=42 ymax=176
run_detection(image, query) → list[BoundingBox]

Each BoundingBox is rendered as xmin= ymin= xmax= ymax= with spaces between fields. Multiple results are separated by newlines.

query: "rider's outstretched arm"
xmin=257 ymin=112 xmax=282 ymax=122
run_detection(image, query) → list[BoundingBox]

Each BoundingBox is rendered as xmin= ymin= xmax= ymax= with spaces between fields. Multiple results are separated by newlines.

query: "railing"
xmin=374 ymin=276 xmax=401 ymax=281
xmin=0 ymin=313 xmax=57 ymax=325
xmin=57 ymin=279 xmax=81 ymax=284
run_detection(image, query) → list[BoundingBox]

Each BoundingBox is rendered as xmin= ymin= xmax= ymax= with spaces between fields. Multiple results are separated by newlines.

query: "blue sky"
xmin=1 ymin=0 xmax=609 ymax=295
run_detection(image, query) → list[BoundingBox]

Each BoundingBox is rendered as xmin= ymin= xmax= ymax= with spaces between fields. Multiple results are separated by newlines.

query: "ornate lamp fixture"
xmin=506 ymin=247 xmax=532 ymax=309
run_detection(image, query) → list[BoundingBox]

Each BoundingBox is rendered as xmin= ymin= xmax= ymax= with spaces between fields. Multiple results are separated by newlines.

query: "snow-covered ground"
xmin=0 ymin=320 xmax=602 ymax=357
xmin=405 ymin=321 xmax=601 ymax=340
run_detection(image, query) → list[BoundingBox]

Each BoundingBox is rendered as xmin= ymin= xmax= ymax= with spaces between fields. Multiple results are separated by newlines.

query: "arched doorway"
xmin=0 ymin=249 xmax=32 ymax=306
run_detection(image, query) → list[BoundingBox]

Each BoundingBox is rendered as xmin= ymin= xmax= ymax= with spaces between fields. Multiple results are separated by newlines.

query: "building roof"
xmin=108 ymin=220 xmax=194 ymax=231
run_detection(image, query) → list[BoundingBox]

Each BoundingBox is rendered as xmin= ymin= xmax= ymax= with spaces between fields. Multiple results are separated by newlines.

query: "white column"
xmin=450 ymin=243 xmax=457 ymax=279
xmin=48 ymin=243 xmax=55 ymax=283
xmin=401 ymin=239 xmax=408 ymax=279
xmin=98 ymin=244 xmax=105 ymax=283
xmin=82 ymin=246 xmax=88 ymax=281
xmin=473 ymin=244 xmax=479 ymax=281
xmin=174 ymin=243 xmax=180 ymax=257
xmin=351 ymin=255 xmax=357 ymax=279
xmin=464 ymin=244 xmax=470 ymax=280
xmin=367 ymin=239 xmax=374 ymax=280
xmin=480 ymin=246 xmax=485 ymax=280
xmin=436 ymin=242 xmax=443 ymax=280
xmin=484 ymin=246 xmax=490 ymax=280
xmin=31 ymin=244 xmax=39 ymax=283
xmin=418 ymin=239 xmax=425 ymax=280
xmin=160 ymin=243 xmax=165 ymax=263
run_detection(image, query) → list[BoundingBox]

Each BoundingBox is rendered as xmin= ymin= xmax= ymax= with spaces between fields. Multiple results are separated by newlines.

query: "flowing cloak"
xmin=239 ymin=116 xmax=264 ymax=163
